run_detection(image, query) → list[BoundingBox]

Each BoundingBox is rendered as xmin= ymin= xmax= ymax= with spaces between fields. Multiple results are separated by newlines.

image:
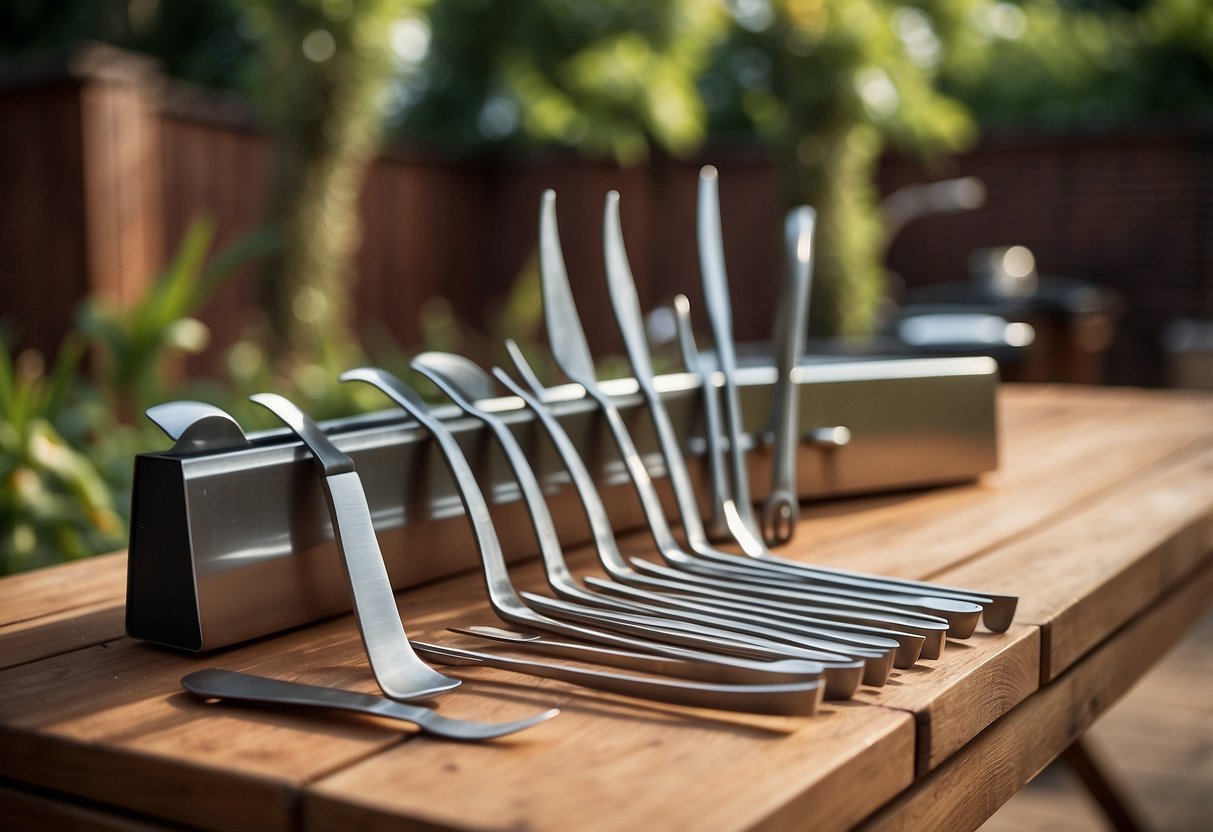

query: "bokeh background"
xmin=1 ymin=0 xmax=1211 ymax=573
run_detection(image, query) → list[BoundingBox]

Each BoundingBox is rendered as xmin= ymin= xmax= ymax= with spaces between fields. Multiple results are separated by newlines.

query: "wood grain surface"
xmin=858 ymin=560 xmax=1213 ymax=832
xmin=0 ymin=386 xmax=1210 ymax=831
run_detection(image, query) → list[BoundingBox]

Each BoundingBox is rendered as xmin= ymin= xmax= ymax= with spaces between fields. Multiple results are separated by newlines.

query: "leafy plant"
xmin=0 ymin=338 xmax=124 ymax=573
xmin=0 ymin=220 xmax=275 ymax=575
xmin=940 ymin=0 xmax=1213 ymax=132
xmin=399 ymin=0 xmax=730 ymax=164
xmin=77 ymin=219 xmax=276 ymax=422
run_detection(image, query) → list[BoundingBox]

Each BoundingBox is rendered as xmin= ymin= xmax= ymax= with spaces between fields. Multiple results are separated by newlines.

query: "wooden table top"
xmin=2 ymin=385 xmax=1212 ymax=831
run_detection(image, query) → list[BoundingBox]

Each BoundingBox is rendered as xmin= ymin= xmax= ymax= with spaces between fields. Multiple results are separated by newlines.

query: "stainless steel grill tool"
xmin=412 ymin=641 xmax=823 ymax=716
xmin=182 ymin=669 xmax=557 ymax=740
xmin=763 ymin=203 xmax=817 ymax=546
xmin=412 ymin=352 xmax=889 ymax=689
xmin=493 ymin=341 xmax=926 ymax=671
xmin=126 ymin=357 xmax=999 ymax=652
xmin=249 ymin=393 xmax=461 ymax=702
xmin=605 ymin=190 xmax=983 ymax=635
xmin=542 ymin=190 xmax=982 ymax=653
xmin=691 ymin=169 xmax=1018 ymax=633
xmin=339 ymin=367 xmax=831 ymax=699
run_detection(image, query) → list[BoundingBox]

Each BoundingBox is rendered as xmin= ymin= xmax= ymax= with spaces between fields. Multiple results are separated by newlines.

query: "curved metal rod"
xmin=182 ymin=669 xmax=557 ymax=740
xmin=671 ymin=295 xmax=748 ymax=548
xmin=410 ymin=353 xmax=879 ymax=692
xmin=248 ymin=392 xmax=460 ymax=702
xmin=762 ymin=203 xmax=816 ymax=546
xmin=629 ymin=558 xmax=950 ymax=660
xmin=596 ymin=190 xmax=983 ymax=637
xmin=515 ymin=593 xmax=863 ymax=699
xmin=453 ymin=625 xmax=858 ymax=695
xmin=146 ymin=400 xmax=250 ymax=454
xmin=609 ymin=189 xmax=1012 ymax=634
xmin=582 ymin=575 xmax=924 ymax=668
xmin=339 ymin=367 xmax=827 ymax=691
xmin=413 ymin=641 xmax=824 ymax=716
xmin=491 ymin=343 xmax=906 ymax=681
xmin=691 ymin=171 xmax=1018 ymax=631
xmin=535 ymin=191 xmax=962 ymax=659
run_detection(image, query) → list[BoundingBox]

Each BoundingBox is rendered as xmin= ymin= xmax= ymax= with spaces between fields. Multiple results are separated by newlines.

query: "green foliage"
xmin=501 ymin=0 xmax=729 ymax=163
xmin=698 ymin=0 xmax=982 ymax=335
xmin=0 ymin=338 xmax=124 ymax=574
xmin=0 ymin=221 xmax=274 ymax=575
xmin=939 ymin=0 xmax=1213 ymax=131
xmin=241 ymin=0 xmax=433 ymax=360
xmin=400 ymin=0 xmax=730 ymax=164
xmin=414 ymin=255 xmax=558 ymax=386
xmin=7 ymin=0 xmax=1213 ymax=575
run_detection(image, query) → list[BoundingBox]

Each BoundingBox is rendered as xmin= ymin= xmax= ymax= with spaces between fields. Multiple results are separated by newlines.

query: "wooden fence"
xmin=3 ymin=45 xmax=1210 ymax=385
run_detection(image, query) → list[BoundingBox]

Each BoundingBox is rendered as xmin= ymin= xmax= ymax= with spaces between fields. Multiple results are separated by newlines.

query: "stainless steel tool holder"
xmin=126 ymin=356 xmax=999 ymax=652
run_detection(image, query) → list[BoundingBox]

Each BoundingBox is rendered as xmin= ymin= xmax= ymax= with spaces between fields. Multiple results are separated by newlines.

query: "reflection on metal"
xmin=144 ymin=400 xmax=250 ymax=454
xmin=125 ymin=356 xmax=999 ymax=652
xmin=898 ymin=313 xmax=1036 ymax=349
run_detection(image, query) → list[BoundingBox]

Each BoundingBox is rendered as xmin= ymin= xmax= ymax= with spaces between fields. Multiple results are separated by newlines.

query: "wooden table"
xmin=2 ymin=385 xmax=1212 ymax=831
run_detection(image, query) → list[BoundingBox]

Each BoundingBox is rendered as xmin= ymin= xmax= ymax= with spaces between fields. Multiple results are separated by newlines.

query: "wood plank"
xmin=779 ymin=388 xmax=1213 ymax=582
xmin=300 ymin=547 xmax=906 ymax=832
xmin=858 ymin=558 xmax=1213 ymax=832
xmin=1 ymin=386 xmax=1210 ymax=832
xmin=0 ymin=571 xmax=508 ymax=832
xmin=936 ymin=438 xmax=1213 ymax=681
xmin=0 ymin=601 xmax=125 ymax=672
xmin=855 ymin=626 xmax=1040 ymax=775
xmin=0 ymin=551 xmax=129 ymax=672
xmin=0 ymin=779 xmax=173 ymax=831
xmin=0 ymin=625 xmax=406 ymax=832
xmin=303 ymin=697 xmax=913 ymax=832
xmin=0 ymin=551 xmax=126 ymax=627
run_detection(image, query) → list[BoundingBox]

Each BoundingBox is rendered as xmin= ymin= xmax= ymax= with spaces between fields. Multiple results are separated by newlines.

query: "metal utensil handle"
xmin=672 ymin=295 xmax=731 ymax=539
xmin=538 ymin=194 xmax=688 ymax=558
xmin=182 ymin=669 xmax=558 ymax=740
xmin=339 ymin=367 xmax=528 ymax=619
xmin=184 ymin=668 xmax=421 ymax=715
xmin=413 ymin=642 xmax=823 ymax=717
xmin=248 ymin=392 xmax=460 ymax=702
xmin=410 ymin=353 xmax=576 ymax=591
xmin=248 ymin=393 xmax=353 ymax=476
xmin=602 ymin=191 xmax=715 ymax=550
xmin=697 ymin=166 xmax=754 ymax=514
xmin=762 ymin=207 xmax=815 ymax=546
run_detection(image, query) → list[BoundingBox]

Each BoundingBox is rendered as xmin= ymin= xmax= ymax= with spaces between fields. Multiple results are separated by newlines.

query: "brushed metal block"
xmin=126 ymin=356 xmax=999 ymax=651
